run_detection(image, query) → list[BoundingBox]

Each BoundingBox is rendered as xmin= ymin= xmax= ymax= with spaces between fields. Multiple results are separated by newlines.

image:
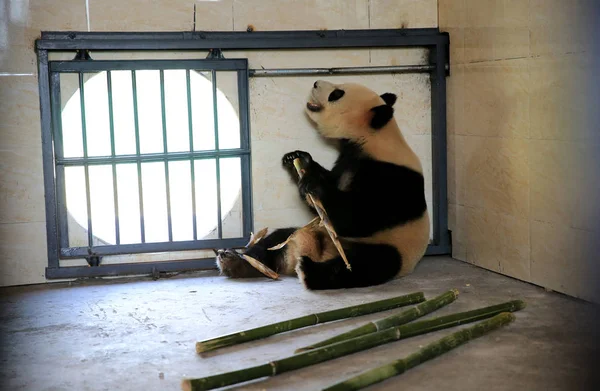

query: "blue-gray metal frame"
xmin=186 ymin=70 xmax=198 ymax=240
xmin=131 ymin=70 xmax=146 ymax=243
xmin=39 ymin=50 xmax=59 ymax=270
xmin=49 ymin=72 xmax=70 ymax=251
xmin=159 ymin=69 xmax=174 ymax=242
xmin=36 ymin=28 xmax=450 ymax=280
xmin=428 ymin=42 xmax=451 ymax=255
xmin=41 ymin=57 xmax=253 ymax=278
xmin=106 ymin=71 xmax=121 ymax=245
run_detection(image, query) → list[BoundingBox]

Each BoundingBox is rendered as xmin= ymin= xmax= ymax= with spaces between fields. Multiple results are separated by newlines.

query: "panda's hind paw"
xmin=215 ymin=249 xmax=263 ymax=278
xmin=296 ymin=257 xmax=338 ymax=290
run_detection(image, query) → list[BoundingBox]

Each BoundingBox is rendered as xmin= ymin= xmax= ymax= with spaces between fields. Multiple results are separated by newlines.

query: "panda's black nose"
xmin=313 ymin=81 xmax=318 ymax=89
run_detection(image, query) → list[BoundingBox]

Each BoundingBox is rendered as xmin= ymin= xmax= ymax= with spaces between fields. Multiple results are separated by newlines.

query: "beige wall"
xmin=0 ymin=0 xmax=438 ymax=286
xmin=440 ymin=0 xmax=600 ymax=303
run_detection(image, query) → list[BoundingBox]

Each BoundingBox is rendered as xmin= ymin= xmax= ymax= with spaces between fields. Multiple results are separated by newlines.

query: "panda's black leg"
xmin=215 ymin=228 xmax=297 ymax=278
xmin=296 ymin=242 xmax=402 ymax=290
xmin=243 ymin=227 xmax=297 ymax=269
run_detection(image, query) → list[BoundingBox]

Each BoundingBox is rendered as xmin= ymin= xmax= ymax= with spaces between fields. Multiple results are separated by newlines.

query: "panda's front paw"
xmin=282 ymin=150 xmax=312 ymax=169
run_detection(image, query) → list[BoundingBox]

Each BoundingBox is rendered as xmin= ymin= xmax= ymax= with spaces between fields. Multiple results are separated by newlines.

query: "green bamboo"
xmin=296 ymin=289 xmax=459 ymax=353
xmin=321 ymin=312 xmax=516 ymax=391
xmin=195 ymin=292 xmax=426 ymax=354
xmin=181 ymin=300 xmax=525 ymax=391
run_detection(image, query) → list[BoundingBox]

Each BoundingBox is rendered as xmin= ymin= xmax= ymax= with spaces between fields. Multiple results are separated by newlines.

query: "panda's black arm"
xmin=313 ymin=186 xmax=369 ymax=236
xmin=303 ymin=182 xmax=390 ymax=238
xmin=297 ymin=161 xmax=363 ymax=228
xmin=302 ymin=162 xmax=428 ymax=238
xmin=297 ymin=159 xmax=335 ymax=210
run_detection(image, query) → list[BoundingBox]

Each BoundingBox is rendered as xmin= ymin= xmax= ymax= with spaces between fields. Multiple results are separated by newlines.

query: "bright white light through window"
xmin=61 ymin=70 xmax=242 ymax=245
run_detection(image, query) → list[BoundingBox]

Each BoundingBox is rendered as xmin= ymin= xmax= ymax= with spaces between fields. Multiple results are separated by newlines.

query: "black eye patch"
xmin=328 ymin=89 xmax=345 ymax=102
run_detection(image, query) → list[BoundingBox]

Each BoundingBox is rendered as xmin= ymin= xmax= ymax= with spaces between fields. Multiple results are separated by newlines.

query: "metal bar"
xmin=159 ymin=70 xmax=173 ymax=242
xmin=36 ymin=28 xmax=444 ymax=51
xmin=236 ymin=65 xmax=249 ymax=151
xmin=37 ymin=50 xmax=60 ymax=269
xmin=54 ymin=168 xmax=69 ymax=250
xmin=186 ymin=69 xmax=198 ymax=240
xmin=78 ymin=72 xmax=93 ymax=247
xmin=107 ymin=71 xmax=120 ymax=245
xmin=49 ymin=72 xmax=70 ymax=250
xmin=49 ymin=72 xmax=64 ymax=168
xmin=60 ymin=237 xmax=249 ymax=258
xmin=56 ymin=166 xmax=69 ymax=248
xmin=211 ymin=71 xmax=220 ymax=151
xmin=429 ymin=39 xmax=451 ymax=253
xmin=49 ymin=59 xmax=248 ymax=73
xmin=131 ymin=70 xmax=146 ymax=243
xmin=46 ymin=258 xmax=218 ymax=279
xmin=215 ymin=163 xmax=223 ymax=241
xmin=56 ymin=149 xmax=250 ymax=166
xmin=37 ymin=37 xmax=440 ymax=51
xmin=40 ymin=28 xmax=441 ymax=41
xmin=211 ymin=70 xmax=223 ymax=239
xmin=237 ymin=66 xmax=254 ymax=237
xmin=249 ymin=64 xmax=435 ymax=77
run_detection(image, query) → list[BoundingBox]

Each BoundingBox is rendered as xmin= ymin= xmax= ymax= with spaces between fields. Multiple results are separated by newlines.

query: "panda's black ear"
xmin=380 ymin=93 xmax=397 ymax=107
xmin=370 ymin=104 xmax=394 ymax=129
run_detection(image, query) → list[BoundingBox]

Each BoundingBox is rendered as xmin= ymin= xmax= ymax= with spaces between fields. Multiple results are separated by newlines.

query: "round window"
xmin=61 ymin=70 xmax=241 ymax=244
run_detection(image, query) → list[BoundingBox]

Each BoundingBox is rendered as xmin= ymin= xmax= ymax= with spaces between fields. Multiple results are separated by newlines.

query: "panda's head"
xmin=305 ymin=80 xmax=397 ymax=140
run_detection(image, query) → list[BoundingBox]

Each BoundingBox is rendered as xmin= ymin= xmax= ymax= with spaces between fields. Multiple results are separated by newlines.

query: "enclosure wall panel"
xmin=440 ymin=0 xmax=600 ymax=304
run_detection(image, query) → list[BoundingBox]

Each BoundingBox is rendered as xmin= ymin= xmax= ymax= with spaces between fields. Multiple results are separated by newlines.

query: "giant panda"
xmin=215 ymin=80 xmax=430 ymax=290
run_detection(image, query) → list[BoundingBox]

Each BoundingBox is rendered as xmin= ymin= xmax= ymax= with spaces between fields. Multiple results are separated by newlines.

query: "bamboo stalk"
xmin=182 ymin=300 xmax=525 ymax=391
xmin=295 ymin=289 xmax=459 ymax=353
xmin=321 ymin=312 xmax=517 ymax=391
xmin=244 ymin=227 xmax=269 ymax=248
xmin=195 ymin=292 xmax=426 ymax=354
xmin=267 ymin=217 xmax=321 ymax=251
xmin=241 ymin=254 xmax=279 ymax=280
xmin=292 ymin=158 xmax=352 ymax=271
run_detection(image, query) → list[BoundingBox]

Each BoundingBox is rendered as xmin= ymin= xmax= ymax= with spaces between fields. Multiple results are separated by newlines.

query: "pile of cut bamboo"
xmin=182 ymin=289 xmax=525 ymax=391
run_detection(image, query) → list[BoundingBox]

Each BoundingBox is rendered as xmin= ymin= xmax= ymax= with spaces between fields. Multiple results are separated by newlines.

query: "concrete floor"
xmin=1 ymin=256 xmax=599 ymax=391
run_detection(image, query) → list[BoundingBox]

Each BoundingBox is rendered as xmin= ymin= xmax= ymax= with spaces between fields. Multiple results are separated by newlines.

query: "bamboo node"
xmin=181 ymin=379 xmax=191 ymax=391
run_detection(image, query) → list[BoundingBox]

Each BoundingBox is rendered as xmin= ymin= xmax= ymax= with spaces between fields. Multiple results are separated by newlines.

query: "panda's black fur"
xmin=289 ymin=142 xmax=427 ymax=237
xmin=281 ymin=144 xmax=427 ymax=289
xmin=216 ymin=80 xmax=430 ymax=290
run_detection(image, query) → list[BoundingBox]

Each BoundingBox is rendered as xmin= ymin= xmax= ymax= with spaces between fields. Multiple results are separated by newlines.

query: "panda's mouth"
xmin=306 ymin=101 xmax=323 ymax=112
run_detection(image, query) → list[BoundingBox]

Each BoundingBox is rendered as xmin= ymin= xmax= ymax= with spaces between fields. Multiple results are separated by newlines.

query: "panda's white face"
xmin=304 ymin=80 xmax=395 ymax=140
